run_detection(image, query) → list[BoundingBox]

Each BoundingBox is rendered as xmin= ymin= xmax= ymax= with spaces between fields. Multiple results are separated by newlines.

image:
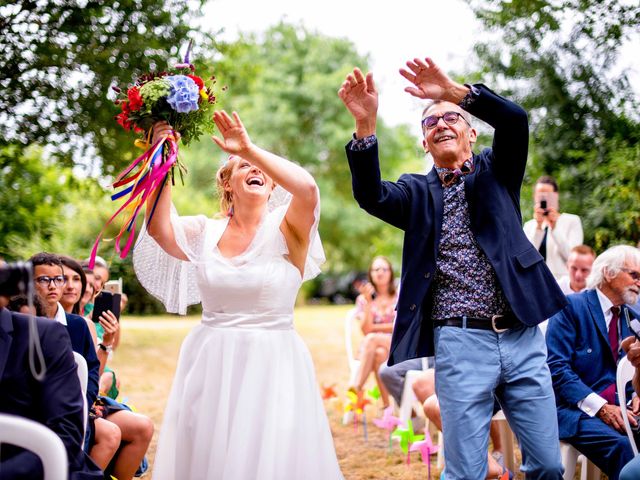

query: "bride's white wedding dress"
xmin=134 ymin=192 xmax=343 ymax=480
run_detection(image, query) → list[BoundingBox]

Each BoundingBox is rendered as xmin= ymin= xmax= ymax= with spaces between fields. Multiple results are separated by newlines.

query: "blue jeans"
xmin=620 ymin=455 xmax=640 ymax=480
xmin=435 ymin=322 xmax=563 ymax=480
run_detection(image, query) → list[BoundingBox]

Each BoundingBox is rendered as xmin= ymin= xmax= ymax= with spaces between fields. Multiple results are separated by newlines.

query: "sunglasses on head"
xmin=422 ymin=111 xmax=470 ymax=130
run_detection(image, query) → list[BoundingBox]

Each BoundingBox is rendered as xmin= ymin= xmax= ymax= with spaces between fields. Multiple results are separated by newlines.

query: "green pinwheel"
xmin=391 ymin=419 xmax=425 ymax=456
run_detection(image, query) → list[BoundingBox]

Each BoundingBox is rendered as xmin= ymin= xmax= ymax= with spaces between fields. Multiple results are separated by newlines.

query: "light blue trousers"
xmin=434 ymin=322 xmax=563 ymax=480
xmin=620 ymin=455 xmax=640 ymax=480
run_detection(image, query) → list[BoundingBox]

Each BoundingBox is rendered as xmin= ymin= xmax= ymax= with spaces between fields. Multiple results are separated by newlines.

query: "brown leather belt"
xmin=434 ymin=314 xmax=520 ymax=333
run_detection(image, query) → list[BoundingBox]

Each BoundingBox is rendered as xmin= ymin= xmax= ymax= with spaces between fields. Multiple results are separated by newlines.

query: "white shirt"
xmin=523 ymin=212 xmax=583 ymax=279
xmin=577 ymin=289 xmax=617 ymax=417
xmin=53 ymin=302 xmax=67 ymax=326
xmin=556 ymin=275 xmax=587 ymax=296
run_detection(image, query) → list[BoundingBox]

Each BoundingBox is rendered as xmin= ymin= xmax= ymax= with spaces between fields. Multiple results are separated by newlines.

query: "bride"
xmin=133 ymin=111 xmax=343 ymax=479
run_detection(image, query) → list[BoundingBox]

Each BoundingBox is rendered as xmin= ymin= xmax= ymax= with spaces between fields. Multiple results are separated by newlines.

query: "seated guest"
xmin=620 ymin=333 xmax=640 ymax=480
xmin=29 ymin=253 xmax=100 ymax=409
xmin=546 ymin=245 xmax=640 ymax=480
xmin=57 ymin=256 xmax=153 ymax=480
xmin=378 ymin=357 xmax=431 ymax=410
xmin=0 ymin=306 xmax=102 ymax=479
xmin=557 ymin=244 xmax=596 ymax=295
xmin=539 ymin=244 xmax=596 ymax=335
xmin=523 ymin=175 xmax=583 ymax=279
xmin=349 ymin=256 xmax=398 ymax=408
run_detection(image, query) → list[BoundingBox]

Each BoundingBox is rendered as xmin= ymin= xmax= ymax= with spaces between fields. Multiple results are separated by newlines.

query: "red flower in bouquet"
xmin=127 ymin=86 xmax=144 ymax=111
xmin=116 ymin=102 xmax=133 ymax=130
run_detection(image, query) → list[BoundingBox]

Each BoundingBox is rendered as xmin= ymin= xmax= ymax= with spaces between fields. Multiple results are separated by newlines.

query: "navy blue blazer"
xmin=346 ymin=84 xmax=567 ymax=364
xmin=546 ymin=289 xmax=637 ymax=439
xmin=63 ymin=312 xmax=99 ymax=408
xmin=0 ymin=308 xmax=102 ymax=479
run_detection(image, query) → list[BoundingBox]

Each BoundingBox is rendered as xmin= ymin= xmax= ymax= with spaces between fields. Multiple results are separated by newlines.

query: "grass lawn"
xmin=109 ymin=304 xmax=572 ymax=479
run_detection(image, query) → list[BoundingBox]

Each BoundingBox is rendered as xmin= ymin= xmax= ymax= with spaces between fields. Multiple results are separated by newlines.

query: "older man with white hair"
xmin=546 ymin=245 xmax=640 ymax=480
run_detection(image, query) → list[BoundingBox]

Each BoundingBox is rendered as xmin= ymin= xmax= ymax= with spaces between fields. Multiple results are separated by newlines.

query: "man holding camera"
xmin=546 ymin=245 xmax=640 ymax=480
xmin=523 ymin=176 xmax=584 ymax=280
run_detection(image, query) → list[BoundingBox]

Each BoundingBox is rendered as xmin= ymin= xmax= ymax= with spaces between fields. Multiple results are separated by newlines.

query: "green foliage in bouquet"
xmin=113 ymin=62 xmax=219 ymax=146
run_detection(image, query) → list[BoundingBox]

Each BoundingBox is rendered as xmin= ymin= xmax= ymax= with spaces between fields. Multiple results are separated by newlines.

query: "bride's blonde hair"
xmin=216 ymin=155 xmax=239 ymax=216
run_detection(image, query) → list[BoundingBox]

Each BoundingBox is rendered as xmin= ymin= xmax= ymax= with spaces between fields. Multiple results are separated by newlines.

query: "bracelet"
xmin=458 ymin=84 xmax=480 ymax=109
xmin=98 ymin=343 xmax=113 ymax=353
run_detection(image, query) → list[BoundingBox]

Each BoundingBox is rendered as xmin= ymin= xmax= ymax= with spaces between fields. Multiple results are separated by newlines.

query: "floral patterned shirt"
xmin=430 ymin=169 xmax=510 ymax=320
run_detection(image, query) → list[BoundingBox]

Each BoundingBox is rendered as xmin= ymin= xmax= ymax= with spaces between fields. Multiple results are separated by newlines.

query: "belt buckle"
xmin=491 ymin=315 xmax=509 ymax=333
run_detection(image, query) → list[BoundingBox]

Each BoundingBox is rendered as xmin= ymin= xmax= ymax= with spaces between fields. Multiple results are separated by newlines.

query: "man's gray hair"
xmin=586 ymin=245 xmax=640 ymax=289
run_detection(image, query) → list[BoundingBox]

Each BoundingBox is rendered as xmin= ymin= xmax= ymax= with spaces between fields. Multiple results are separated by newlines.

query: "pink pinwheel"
xmin=410 ymin=435 xmax=439 ymax=477
xmin=373 ymin=406 xmax=402 ymax=431
xmin=373 ymin=406 xmax=403 ymax=452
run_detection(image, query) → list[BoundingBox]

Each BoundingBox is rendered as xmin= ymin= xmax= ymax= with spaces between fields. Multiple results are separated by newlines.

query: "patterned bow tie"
xmin=437 ymin=159 xmax=474 ymax=187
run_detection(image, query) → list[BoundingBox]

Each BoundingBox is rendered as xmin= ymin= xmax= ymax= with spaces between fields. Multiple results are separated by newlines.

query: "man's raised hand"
xmin=338 ymin=68 xmax=378 ymax=137
xmin=400 ymin=57 xmax=465 ymax=103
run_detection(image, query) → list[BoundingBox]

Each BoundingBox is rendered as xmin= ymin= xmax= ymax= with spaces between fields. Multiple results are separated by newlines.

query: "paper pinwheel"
xmin=373 ymin=406 xmax=402 ymax=430
xmin=392 ymin=419 xmax=425 ymax=464
xmin=344 ymin=390 xmax=372 ymax=440
xmin=367 ymin=385 xmax=381 ymax=402
xmin=373 ymin=406 xmax=403 ymax=452
xmin=321 ymin=384 xmax=337 ymax=400
xmin=410 ymin=435 xmax=439 ymax=477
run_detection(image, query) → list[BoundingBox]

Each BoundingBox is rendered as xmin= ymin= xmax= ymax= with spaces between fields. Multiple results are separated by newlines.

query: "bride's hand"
xmin=211 ymin=111 xmax=253 ymax=156
xmin=151 ymin=121 xmax=180 ymax=143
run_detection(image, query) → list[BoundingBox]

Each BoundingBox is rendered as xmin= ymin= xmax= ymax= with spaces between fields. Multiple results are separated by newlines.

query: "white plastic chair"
xmin=344 ymin=308 xmax=360 ymax=387
xmin=560 ymin=441 xmax=601 ymax=480
xmin=617 ymin=355 xmax=639 ymax=456
xmin=398 ymin=357 xmax=430 ymax=427
xmin=0 ymin=413 xmax=68 ymax=480
xmin=73 ymin=351 xmax=89 ymax=443
xmin=343 ymin=308 xmax=361 ymax=424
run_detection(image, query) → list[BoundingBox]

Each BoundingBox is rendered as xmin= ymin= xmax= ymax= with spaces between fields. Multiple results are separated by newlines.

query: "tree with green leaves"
xmin=464 ymin=0 xmax=640 ymax=250
xmin=0 ymin=0 xmax=201 ymax=173
xmin=211 ymin=23 xmax=425 ymax=272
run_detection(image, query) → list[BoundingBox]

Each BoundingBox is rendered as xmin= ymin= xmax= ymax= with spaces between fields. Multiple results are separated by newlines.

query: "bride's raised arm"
xmin=211 ymin=111 xmax=319 ymax=273
xmin=143 ymin=121 xmax=189 ymax=261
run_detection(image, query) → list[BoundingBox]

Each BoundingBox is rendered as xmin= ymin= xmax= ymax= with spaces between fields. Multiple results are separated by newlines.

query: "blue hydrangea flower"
xmin=166 ymin=75 xmax=199 ymax=113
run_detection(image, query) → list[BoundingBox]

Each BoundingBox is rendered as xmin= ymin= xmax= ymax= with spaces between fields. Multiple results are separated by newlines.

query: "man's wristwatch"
xmin=98 ymin=343 xmax=113 ymax=353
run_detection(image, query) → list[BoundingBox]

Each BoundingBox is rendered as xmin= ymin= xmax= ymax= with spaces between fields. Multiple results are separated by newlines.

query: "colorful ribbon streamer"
xmin=88 ymin=133 xmax=178 ymax=269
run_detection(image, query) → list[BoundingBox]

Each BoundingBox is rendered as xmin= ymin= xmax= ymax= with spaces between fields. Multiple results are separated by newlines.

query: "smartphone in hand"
xmin=92 ymin=291 xmax=121 ymax=323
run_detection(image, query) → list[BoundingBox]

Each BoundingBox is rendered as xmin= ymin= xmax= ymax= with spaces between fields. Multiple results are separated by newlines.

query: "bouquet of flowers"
xmin=89 ymin=42 xmax=221 ymax=268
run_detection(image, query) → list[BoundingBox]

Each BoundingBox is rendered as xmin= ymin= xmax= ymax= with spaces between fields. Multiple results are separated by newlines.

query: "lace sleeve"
xmin=132 ymin=205 xmax=207 ymax=315
xmin=269 ymin=186 xmax=325 ymax=282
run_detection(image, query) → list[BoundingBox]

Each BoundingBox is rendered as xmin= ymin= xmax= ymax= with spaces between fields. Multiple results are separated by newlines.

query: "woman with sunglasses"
xmin=348 ymin=256 xmax=398 ymax=409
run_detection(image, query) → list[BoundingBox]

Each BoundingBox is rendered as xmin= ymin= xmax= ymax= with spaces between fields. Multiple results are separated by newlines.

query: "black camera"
xmin=0 ymin=261 xmax=33 ymax=297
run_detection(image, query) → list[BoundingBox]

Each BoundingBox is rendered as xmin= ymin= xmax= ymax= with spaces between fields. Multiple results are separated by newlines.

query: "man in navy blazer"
xmin=546 ymin=245 xmax=640 ymax=480
xmin=339 ymin=57 xmax=566 ymax=479
xmin=0 ymin=307 xmax=103 ymax=479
